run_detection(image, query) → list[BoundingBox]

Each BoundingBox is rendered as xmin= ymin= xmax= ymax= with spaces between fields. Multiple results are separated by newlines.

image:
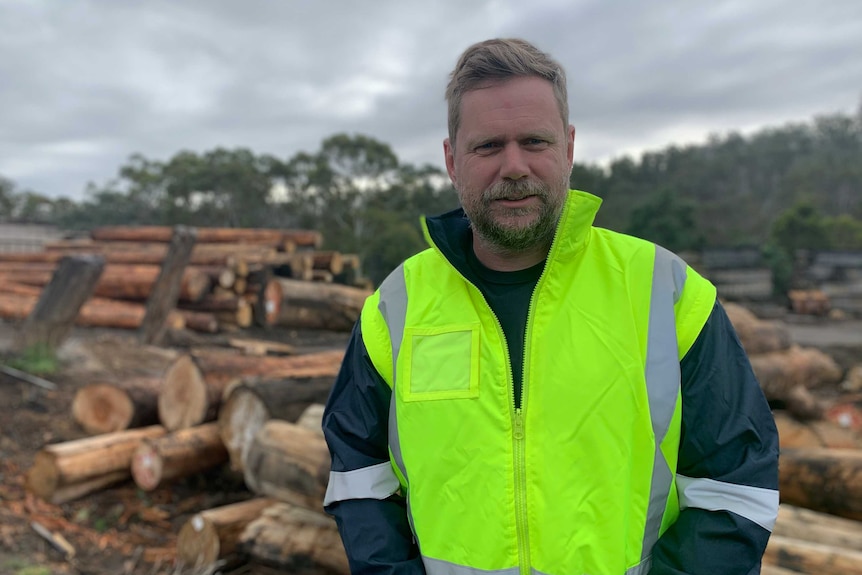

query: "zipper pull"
xmin=513 ymin=410 xmax=524 ymax=440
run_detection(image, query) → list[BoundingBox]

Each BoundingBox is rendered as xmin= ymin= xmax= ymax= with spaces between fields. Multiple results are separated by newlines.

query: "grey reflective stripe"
xmin=423 ymin=556 xmax=518 ymax=575
xmin=625 ymin=557 xmax=652 ymax=575
xmin=677 ymin=474 xmax=779 ymax=532
xmin=377 ymin=264 xmax=408 ymax=484
xmin=323 ymin=462 xmax=401 ymax=506
xmin=640 ymin=246 xmax=687 ymax=562
xmin=376 ymin=265 xmax=417 ymax=537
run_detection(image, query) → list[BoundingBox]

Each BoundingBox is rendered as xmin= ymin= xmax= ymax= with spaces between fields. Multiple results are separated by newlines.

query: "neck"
xmin=471 ymin=232 xmax=549 ymax=271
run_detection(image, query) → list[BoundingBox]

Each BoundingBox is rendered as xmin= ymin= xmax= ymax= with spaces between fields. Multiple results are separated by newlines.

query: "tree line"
xmin=1 ymin=104 xmax=861 ymax=284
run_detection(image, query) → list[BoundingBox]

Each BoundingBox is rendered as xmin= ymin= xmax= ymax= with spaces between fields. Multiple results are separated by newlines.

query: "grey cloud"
xmin=0 ymin=0 xmax=859 ymax=198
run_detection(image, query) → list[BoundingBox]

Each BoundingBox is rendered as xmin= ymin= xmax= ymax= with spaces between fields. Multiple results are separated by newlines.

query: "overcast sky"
xmin=1 ymin=0 xmax=860 ymax=200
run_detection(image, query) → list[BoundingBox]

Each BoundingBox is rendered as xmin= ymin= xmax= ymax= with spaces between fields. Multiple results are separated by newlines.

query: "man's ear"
xmin=444 ymin=138 xmax=457 ymax=186
xmin=567 ymin=125 xmax=576 ymax=167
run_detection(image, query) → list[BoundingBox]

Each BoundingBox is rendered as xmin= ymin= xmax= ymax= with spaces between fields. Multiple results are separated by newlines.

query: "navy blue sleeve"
xmin=322 ymin=322 xmax=425 ymax=575
xmin=649 ymin=301 xmax=779 ymax=575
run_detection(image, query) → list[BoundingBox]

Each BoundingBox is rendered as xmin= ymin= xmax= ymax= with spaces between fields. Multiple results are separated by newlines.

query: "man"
xmin=322 ymin=38 xmax=779 ymax=575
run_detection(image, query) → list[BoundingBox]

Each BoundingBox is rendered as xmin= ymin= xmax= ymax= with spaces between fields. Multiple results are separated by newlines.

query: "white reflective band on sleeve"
xmin=677 ymin=474 xmax=779 ymax=532
xmin=323 ymin=462 xmax=401 ymax=506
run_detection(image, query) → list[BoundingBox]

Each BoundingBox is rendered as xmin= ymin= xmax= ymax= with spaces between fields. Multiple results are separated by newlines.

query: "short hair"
xmin=445 ymin=38 xmax=569 ymax=146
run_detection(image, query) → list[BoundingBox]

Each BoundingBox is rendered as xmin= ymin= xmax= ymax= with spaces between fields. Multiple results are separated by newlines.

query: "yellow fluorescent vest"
xmin=361 ymin=191 xmax=717 ymax=575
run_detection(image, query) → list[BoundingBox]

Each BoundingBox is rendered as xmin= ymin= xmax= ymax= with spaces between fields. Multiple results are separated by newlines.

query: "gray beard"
xmin=464 ymin=180 xmax=562 ymax=253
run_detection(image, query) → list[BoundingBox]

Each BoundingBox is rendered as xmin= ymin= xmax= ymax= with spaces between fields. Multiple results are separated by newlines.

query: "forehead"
xmin=457 ymin=77 xmax=562 ymax=140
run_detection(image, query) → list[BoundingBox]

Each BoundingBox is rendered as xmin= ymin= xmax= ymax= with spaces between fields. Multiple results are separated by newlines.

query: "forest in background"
xmin=1 ymin=104 xmax=861 ymax=284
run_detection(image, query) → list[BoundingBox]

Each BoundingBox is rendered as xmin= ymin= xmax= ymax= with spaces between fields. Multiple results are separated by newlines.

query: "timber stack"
xmin=27 ymin=336 xmax=349 ymax=573
xmin=0 ymin=224 xmax=372 ymax=334
xmin=721 ymin=301 xmax=862 ymax=573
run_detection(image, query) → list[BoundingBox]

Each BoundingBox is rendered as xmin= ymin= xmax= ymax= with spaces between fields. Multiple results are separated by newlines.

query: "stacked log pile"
xmin=724 ymin=301 xmax=862 ymax=573
xmin=27 ymin=343 xmax=348 ymax=573
xmin=0 ymin=225 xmax=372 ymax=334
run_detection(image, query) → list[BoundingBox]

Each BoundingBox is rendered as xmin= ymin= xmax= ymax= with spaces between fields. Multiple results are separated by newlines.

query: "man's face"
xmin=444 ymin=76 xmax=575 ymax=253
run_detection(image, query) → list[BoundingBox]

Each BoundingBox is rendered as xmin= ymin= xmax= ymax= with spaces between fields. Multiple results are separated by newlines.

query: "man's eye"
xmin=525 ymin=138 xmax=546 ymax=146
xmin=476 ymin=142 xmax=499 ymax=151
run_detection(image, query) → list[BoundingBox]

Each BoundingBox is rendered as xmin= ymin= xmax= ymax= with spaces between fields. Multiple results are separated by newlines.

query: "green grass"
xmin=6 ymin=343 xmax=59 ymax=375
xmin=0 ymin=558 xmax=52 ymax=575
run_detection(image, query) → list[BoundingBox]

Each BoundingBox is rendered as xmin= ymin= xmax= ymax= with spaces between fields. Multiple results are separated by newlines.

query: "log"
xmin=311 ymin=251 xmax=344 ymax=275
xmin=72 ymin=377 xmax=161 ymax=435
xmin=219 ymin=375 xmax=331 ymax=472
xmin=773 ymin=411 xmax=862 ymax=449
xmin=774 ymin=504 xmax=862 ymax=550
xmin=332 ymin=254 xmax=360 ymax=286
xmin=764 ymin=534 xmax=862 ymax=574
xmin=16 ymin=255 xmax=105 ymax=352
xmin=295 ymin=404 xmax=325 ymax=434
xmin=242 ymin=420 xmax=329 ymax=509
xmin=311 ymin=270 xmax=334 ymax=283
xmin=0 ymin=292 xmax=186 ymax=331
xmin=724 ymin=302 xmax=791 ymax=354
xmin=246 ymin=274 xmax=282 ymax=328
xmin=177 ymin=497 xmax=276 ymax=568
xmin=177 ymin=310 xmax=220 ymax=334
xmin=277 ymin=278 xmax=370 ymax=332
xmin=26 ymin=425 xmax=166 ymax=503
xmin=139 ymin=226 xmax=197 ymax=345
xmin=779 ymin=448 xmax=862 ymax=520
xmin=159 ymin=349 xmax=343 ymax=431
xmin=751 ymin=345 xmax=843 ymax=419
xmin=0 ymin=265 xmax=210 ymax=302
xmin=91 ymin=226 xmax=323 ymax=248
xmin=239 ymin=502 xmax=348 ymax=575
xmin=761 ymin=565 xmax=808 ymax=575
xmin=761 ymin=565 xmax=806 ymax=575
xmin=131 ymin=423 xmax=228 ymax=491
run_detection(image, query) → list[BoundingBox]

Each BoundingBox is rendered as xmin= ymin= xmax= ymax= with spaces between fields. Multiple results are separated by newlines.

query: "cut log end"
xmin=177 ymin=514 xmax=221 ymax=567
xmin=26 ymin=451 xmax=60 ymax=500
xmin=72 ymin=383 xmax=134 ymax=435
xmin=131 ymin=444 xmax=163 ymax=492
xmin=219 ymin=388 xmax=270 ymax=473
xmin=160 ymin=355 xmax=208 ymax=431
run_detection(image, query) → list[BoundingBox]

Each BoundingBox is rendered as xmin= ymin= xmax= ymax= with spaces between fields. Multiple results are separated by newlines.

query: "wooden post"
xmin=16 ymin=255 xmax=105 ymax=352
xmin=139 ymin=226 xmax=197 ymax=345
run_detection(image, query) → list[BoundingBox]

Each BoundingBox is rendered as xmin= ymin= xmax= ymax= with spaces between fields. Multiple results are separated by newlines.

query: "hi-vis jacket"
xmin=323 ymin=191 xmax=779 ymax=575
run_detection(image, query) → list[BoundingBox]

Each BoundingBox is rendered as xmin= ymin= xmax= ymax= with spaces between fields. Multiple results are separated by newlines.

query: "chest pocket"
xmin=400 ymin=323 xmax=480 ymax=401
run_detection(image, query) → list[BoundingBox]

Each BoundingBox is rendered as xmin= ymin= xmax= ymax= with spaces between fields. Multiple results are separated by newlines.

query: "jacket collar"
xmin=421 ymin=190 xmax=602 ymax=276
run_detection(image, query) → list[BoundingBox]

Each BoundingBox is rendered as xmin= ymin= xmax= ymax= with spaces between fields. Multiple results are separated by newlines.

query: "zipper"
xmin=420 ymin=200 xmax=572 ymax=575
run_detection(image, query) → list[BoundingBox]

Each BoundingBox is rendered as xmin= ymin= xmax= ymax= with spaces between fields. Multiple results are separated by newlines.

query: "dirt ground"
xmin=1 ymin=312 xmax=861 ymax=575
xmin=0 ymin=323 xmax=349 ymax=575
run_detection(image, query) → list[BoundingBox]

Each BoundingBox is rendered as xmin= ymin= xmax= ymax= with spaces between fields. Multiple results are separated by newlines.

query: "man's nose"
xmin=500 ymin=143 xmax=529 ymax=180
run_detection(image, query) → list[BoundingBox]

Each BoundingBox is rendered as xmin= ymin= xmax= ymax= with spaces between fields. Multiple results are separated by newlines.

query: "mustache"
xmin=484 ymin=180 xmax=549 ymax=202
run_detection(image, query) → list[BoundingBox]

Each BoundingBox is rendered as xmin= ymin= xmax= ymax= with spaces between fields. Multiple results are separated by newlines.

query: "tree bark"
xmin=90 ymin=226 xmax=322 ymax=248
xmin=242 ymin=420 xmax=329 ymax=510
xmin=763 ymin=534 xmax=862 ymax=575
xmin=139 ymin=226 xmax=197 ymax=345
xmin=239 ymin=502 xmax=348 ymax=575
xmin=159 ymin=349 xmax=343 ymax=431
xmin=219 ymin=374 xmax=331 ymax=472
xmin=0 ymin=291 xmax=186 ymax=330
xmin=16 ymin=255 xmax=105 ymax=352
xmin=26 ymin=425 xmax=166 ymax=503
xmin=311 ymin=251 xmax=344 ymax=275
xmin=1 ymin=265 xmax=211 ymax=302
xmin=774 ymin=504 xmax=862 ymax=550
xmin=779 ymin=448 xmax=862 ymax=520
xmin=773 ymin=411 xmax=862 ymax=449
xmin=72 ymin=376 xmax=162 ymax=435
xmin=131 ymin=422 xmax=228 ymax=491
xmin=276 ymin=278 xmax=370 ymax=332
xmin=176 ymin=497 xmax=276 ymax=569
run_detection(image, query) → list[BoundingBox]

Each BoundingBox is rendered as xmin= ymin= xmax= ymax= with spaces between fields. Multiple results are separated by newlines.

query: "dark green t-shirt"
xmin=465 ymin=241 xmax=544 ymax=408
